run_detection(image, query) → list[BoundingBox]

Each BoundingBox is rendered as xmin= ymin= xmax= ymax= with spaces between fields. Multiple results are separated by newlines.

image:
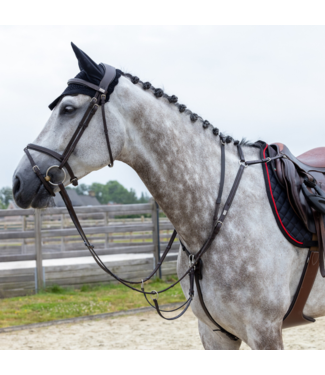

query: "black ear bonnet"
xmin=49 ymin=43 xmax=122 ymax=110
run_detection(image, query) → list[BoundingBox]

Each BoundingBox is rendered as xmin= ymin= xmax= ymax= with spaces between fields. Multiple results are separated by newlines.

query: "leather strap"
xmin=314 ymin=212 xmax=325 ymax=277
xmin=24 ymin=147 xmax=55 ymax=196
xmin=60 ymin=64 xmax=117 ymax=170
xmin=282 ymin=249 xmax=319 ymax=329
xmin=101 ymin=94 xmax=114 ymax=167
xmin=194 ymin=149 xmax=246 ymax=264
xmin=194 ymin=264 xmax=239 ymax=340
xmin=237 ymin=143 xmax=245 ymax=163
xmin=151 ymin=269 xmax=195 ymax=320
xmin=153 ymin=296 xmax=193 ymax=320
xmin=60 ymin=96 xmax=98 ymax=165
xmin=59 ymin=99 xmax=99 ymax=169
xmin=143 ymin=293 xmax=190 ymax=312
xmin=245 ymin=154 xmax=283 ymax=166
xmin=27 ymin=144 xmax=78 ymax=186
xmin=212 ymin=141 xmax=226 ymax=227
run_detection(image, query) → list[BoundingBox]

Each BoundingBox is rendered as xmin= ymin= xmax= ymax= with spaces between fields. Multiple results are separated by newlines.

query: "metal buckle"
xmin=239 ymin=161 xmax=248 ymax=168
xmin=70 ymin=177 xmax=78 ymax=183
xmin=45 ymin=165 xmax=67 ymax=186
xmin=32 ymin=165 xmax=40 ymax=173
xmin=266 ymin=157 xmax=272 ymax=163
xmin=217 ymin=221 xmax=223 ymax=227
xmin=189 ymin=254 xmax=196 ymax=270
xmin=150 ymin=290 xmax=159 ymax=300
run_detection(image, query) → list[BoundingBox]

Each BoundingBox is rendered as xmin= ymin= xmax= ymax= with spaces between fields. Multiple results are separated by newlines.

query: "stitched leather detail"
xmin=257 ymin=141 xmax=314 ymax=247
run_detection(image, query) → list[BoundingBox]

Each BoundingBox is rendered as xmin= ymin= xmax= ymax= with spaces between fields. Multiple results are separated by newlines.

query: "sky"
xmin=0 ymin=26 xmax=324 ymax=197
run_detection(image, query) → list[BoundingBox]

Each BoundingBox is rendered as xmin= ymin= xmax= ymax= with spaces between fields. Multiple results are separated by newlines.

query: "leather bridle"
xmin=23 ymin=65 xmax=284 ymax=342
xmin=25 ymin=63 xmax=116 ymax=197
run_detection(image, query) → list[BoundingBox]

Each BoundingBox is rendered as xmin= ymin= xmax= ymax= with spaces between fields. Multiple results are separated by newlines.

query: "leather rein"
xmin=23 ymin=65 xmax=284 ymax=341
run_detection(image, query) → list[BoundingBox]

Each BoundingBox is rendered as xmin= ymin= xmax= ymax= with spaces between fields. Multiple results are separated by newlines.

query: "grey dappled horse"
xmin=12 ymin=44 xmax=325 ymax=349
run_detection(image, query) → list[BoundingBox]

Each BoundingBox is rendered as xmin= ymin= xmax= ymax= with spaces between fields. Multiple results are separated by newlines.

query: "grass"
xmin=0 ymin=276 xmax=185 ymax=328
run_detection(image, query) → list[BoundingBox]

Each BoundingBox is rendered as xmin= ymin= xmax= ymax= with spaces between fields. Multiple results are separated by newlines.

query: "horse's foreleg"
xmin=245 ymin=322 xmax=284 ymax=350
xmin=198 ymin=320 xmax=242 ymax=350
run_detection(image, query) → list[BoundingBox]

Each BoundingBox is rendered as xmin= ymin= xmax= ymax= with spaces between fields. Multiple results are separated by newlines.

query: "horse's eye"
xmin=63 ymin=105 xmax=75 ymax=114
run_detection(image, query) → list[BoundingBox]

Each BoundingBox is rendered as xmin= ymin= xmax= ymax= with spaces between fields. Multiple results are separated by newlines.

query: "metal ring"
xmin=32 ymin=165 xmax=40 ymax=173
xmin=45 ymin=165 xmax=67 ymax=186
xmin=239 ymin=161 xmax=248 ymax=168
xmin=150 ymin=290 xmax=159 ymax=301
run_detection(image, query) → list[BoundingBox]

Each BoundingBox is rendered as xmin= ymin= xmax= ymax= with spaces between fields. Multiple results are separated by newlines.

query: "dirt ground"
xmin=0 ymin=309 xmax=324 ymax=350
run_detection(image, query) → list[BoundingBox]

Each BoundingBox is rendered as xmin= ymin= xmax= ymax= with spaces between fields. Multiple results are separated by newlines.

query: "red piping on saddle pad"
xmin=263 ymin=145 xmax=303 ymax=245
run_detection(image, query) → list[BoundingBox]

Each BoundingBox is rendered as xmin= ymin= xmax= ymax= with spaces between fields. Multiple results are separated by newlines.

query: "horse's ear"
xmin=71 ymin=42 xmax=102 ymax=79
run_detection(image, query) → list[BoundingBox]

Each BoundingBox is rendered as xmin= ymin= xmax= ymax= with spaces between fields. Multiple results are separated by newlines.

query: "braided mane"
xmin=121 ymin=72 xmax=241 ymax=146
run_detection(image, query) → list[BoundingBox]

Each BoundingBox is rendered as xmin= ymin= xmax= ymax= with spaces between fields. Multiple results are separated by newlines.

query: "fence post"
xmin=105 ymin=212 xmax=109 ymax=249
xmin=34 ymin=209 xmax=44 ymax=292
xmin=22 ymin=216 xmax=27 ymax=254
xmin=60 ymin=214 xmax=65 ymax=251
xmin=151 ymin=199 xmax=161 ymax=279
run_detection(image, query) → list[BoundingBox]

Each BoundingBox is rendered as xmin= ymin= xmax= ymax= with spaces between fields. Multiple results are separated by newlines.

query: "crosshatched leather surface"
xmin=255 ymin=141 xmax=314 ymax=248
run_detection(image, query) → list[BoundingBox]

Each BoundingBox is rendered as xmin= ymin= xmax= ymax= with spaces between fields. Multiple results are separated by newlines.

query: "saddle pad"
xmin=254 ymin=141 xmax=315 ymax=248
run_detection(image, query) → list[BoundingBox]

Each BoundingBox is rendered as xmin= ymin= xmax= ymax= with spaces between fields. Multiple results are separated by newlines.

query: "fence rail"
xmin=0 ymin=200 xmax=179 ymax=298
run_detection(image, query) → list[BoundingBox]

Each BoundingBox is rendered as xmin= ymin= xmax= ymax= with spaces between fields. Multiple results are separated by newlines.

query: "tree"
xmin=0 ymin=187 xmax=13 ymax=209
xmin=67 ymin=180 xmax=151 ymax=204
xmin=89 ymin=181 xmax=139 ymax=204
xmin=138 ymin=192 xmax=150 ymax=203
xmin=75 ymin=183 xmax=89 ymax=196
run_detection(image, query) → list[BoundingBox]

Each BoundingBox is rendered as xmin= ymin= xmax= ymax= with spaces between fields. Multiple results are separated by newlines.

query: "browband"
xmin=68 ymin=64 xmax=117 ymax=94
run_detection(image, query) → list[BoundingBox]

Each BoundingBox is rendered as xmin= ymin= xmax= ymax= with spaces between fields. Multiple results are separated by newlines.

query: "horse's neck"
xmin=116 ymin=79 xmax=243 ymax=250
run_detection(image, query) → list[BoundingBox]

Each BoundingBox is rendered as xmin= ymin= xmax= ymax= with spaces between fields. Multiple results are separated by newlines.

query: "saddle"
xmin=267 ymin=142 xmax=325 ymax=328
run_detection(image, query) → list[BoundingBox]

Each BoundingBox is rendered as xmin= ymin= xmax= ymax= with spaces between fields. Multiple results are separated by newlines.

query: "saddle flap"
xmin=268 ymin=144 xmax=284 ymax=186
xmin=274 ymin=150 xmax=316 ymax=233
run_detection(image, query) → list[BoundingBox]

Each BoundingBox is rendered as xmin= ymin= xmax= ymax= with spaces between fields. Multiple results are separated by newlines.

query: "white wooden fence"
xmin=0 ymin=200 xmax=179 ymax=298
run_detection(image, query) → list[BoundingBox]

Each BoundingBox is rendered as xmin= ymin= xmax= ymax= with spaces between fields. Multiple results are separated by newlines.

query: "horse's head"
xmin=12 ymin=43 xmax=128 ymax=209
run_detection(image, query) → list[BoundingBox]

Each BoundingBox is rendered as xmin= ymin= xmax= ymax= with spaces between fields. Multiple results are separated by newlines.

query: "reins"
xmin=23 ymin=64 xmax=284 ymax=342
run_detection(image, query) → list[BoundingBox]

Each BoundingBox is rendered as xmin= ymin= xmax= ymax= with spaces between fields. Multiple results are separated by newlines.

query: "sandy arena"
xmin=0 ymin=309 xmax=324 ymax=350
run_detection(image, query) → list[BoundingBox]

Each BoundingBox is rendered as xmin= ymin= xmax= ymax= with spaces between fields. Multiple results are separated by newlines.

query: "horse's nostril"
xmin=13 ymin=175 xmax=21 ymax=198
